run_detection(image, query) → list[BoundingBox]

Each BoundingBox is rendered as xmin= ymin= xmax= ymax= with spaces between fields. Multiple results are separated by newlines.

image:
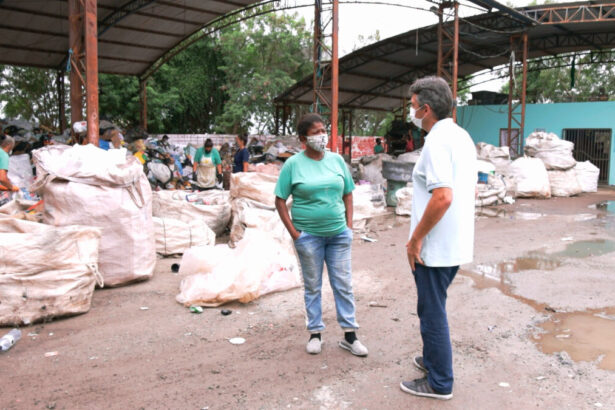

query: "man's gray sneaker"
xmin=338 ymin=339 xmax=368 ymax=357
xmin=400 ymin=377 xmax=452 ymax=400
xmin=414 ymin=356 xmax=428 ymax=373
xmin=306 ymin=337 xmax=322 ymax=354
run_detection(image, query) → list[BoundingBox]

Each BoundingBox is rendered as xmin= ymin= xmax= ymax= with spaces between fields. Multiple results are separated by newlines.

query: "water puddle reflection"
xmin=535 ymin=308 xmax=615 ymax=371
xmin=463 ymin=239 xmax=615 ymax=371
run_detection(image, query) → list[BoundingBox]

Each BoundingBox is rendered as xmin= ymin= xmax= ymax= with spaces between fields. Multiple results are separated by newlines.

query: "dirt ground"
xmin=2 ymin=189 xmax=615 ymax=410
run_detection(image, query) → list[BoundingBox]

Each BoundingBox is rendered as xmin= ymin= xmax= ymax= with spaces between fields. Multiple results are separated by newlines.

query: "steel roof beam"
xmin=464 ymin=0 xmax=538 ymax=25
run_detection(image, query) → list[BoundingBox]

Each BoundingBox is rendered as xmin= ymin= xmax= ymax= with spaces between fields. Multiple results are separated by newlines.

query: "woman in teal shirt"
xmin=274 ymin=113 xmax=368 ymax=357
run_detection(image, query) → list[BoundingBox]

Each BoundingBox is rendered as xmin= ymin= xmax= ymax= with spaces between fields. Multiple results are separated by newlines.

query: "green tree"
xmin=502 ymin=52 xmax=615 ymax=103
xmin=0 ymin=65 xmax=62 ymax=129
xmin=214 ymin=8 xmax=313 ymax=134
xmin=99 ymin=38 xmax=227 ymax=133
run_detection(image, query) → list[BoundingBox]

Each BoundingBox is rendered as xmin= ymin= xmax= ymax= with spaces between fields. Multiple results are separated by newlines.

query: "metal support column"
xmin=437 ymin=1 xmax=459 ymax=120
xmin=56 ymin=70 xmax=66 ymax=133
xmin=68 ymin=0 xmax=83 ymax=127
xmin=312 ymin=0 xmax=339 ymax=152
xmin=348 ymin=110 xmax=353 ymax=160
xmin=84 ymin=0 xmax=99 ymax=145
xmin=507 ymin=32 xmax=528 ymax=156
xmin=140 ymin=79 xmax=148 ymax=131
xmin=68 ymin=0 xmax=99 ymax=145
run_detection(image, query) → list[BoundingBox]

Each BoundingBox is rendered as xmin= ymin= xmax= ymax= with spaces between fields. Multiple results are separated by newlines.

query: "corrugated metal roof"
xmin=276 ymin=1 xmax=615 ymax=111
xmin=0 ymin=0 xmax=262 ymax=76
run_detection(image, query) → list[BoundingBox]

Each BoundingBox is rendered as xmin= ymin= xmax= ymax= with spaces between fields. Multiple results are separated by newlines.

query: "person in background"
xmin=374 ymin=137 xmax=385 ymax=154
xmin=233 ymin=134 xmax=250 ymax=173
xmin=159 ymin=135 xmax=171 ymax=150
xmin=0 ymin=136 xmax=18 ymax=192
xmin=193 ymin=138 xmax=222 ymax=189
xmin=31 ymin=133 xmax=54 ymax=151
xmin=405 ymin=132 xmax=415 ymax=152
xmin=274 ymin=113 xmax=368 ymax=358
xmin=108 ymin=129 xmax=124 ymax=149
xmin=133 ymin=139 xmax=149 ymax=165
xmin=399 ymin=76 xmax=477 ymax=401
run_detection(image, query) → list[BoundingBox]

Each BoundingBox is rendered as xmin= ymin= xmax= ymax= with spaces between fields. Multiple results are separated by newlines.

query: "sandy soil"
xmin=2 ymin=189 xmax=615 ymax=409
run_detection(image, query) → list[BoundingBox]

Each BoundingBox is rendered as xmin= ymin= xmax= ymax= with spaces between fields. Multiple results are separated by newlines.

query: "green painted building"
xmin=457 ymin=101 xmax=615 ymax=185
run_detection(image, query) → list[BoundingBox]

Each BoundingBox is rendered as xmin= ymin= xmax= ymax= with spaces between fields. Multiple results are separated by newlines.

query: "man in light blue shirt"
xmin=400 ymin=77 xmax=477 ymax=401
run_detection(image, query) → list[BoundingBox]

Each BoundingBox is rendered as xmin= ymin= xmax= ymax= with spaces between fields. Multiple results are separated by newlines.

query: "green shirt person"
xmin=0 ymin=135 xmax=18 ymax=192
xmin=193 ymin=139 xmax=222 ymax=189
xmin=374 ymin=138 xmax=385 ymax=154
xmin=274 ymin=113 xmax=368 ymax=358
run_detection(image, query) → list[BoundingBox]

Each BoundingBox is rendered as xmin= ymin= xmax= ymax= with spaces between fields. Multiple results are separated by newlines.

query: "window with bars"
xmin=562 ymin=128 xmax=612 ymax=183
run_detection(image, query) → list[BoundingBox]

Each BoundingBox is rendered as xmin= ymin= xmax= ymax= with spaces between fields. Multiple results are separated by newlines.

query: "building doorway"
xmin=562 ymin=128 xmax=611 ymax=183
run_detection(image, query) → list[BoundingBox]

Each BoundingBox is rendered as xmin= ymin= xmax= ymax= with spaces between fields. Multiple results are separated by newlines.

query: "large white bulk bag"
xmin=574 ymin=161 xmax=600 ymax=193
xmin=152 ymin=190 xmax=231 ymax=236
xmin=154 ymin=217 xmax=215 ymax=255
xmin=230 ymin=172 xmax=278 ymax=207
xmin=32 ymin=144 xmax=155 ymax=287
xmin=547 ymin=169 xmax=583 ymax=197
xmin=524 ymin=132 xmax=576 ymax=170
xmin=508 ymin=157 xmax=551 ymax=198
xmin=0 ymin=218 xmax=102 ymax=325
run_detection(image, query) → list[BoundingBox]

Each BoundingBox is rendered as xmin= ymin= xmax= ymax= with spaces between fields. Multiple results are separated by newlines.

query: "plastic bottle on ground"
xmin=0 ymin=329 xmax=22 ymax=352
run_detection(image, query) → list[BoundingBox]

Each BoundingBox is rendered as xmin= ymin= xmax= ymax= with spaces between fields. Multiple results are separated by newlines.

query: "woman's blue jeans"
xmin=293 ymin=227 xmax=359 ymax=333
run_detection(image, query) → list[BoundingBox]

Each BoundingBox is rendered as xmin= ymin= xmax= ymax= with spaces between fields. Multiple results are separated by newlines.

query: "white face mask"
xmin=306 ymin=133 xmax=328 ymax=152
xmin=410 ymin=106 xmax=424 ymax=130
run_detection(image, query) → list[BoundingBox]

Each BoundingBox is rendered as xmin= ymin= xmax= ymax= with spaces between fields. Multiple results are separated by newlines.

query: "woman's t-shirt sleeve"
xmin=213 ymin=149 xmax=222 ymax=165
xmin=339 ymin=156 xmax=355 ymax=195
xmin=274 ymin=161 xmax=293 ymax=200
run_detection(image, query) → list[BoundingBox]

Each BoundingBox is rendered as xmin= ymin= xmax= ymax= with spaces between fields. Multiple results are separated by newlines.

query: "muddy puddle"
xmin=476 ymin=207 xmax=598 ymax=222
xmin=535 ymin=308 xmax=615 ymax=371
xmin=463 ymin=238 xmax=615 ymax=371
xmin=589 ymin=200 xmax=615 ymax=214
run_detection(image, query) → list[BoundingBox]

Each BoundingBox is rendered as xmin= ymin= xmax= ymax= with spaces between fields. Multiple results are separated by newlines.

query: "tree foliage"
xmin=0 ymin=65 xmax=61 ymax=129
xmin=502 ymin=52 xmax=615 ymax=103
xmin=214 ymin=9 xmax=313 ymax=134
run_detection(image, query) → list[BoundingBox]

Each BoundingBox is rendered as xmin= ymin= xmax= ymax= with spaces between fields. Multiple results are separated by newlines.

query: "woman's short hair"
xmin=297 ymin=113 xmax=325 ymax=137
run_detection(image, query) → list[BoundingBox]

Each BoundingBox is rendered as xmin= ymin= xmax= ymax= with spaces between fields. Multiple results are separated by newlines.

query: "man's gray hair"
xmin=409 ymin=76 xmax=454 ymax=120
xmin=1 ymin=135 xmax=15 ymax=149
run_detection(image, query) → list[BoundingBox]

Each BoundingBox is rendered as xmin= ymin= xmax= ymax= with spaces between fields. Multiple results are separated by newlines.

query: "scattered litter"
xmin=498 ymin=382 xmax=510 ymax=388
xmin=221 ymin=309 xmax=232 ymax=316
xmin=488 ymin=325 xmax=497 ymax=332
xmin=44 ymin=351 xmax=58 ymax=357
xmin=545 ymin=307 xmax=557 ymax=313
xmin=503 ymin=196 xmax=515 ymax=204
xmin=184 ymin=332 xmax=192 ymax=336
xmin=48 ymin=332 xmax=54 ymax=336
xmin=229 ymin=337 xmax=245 ymax=345
xmin=368 ymin=301 xmax=387 ymax=308
xmin=361 ymin=235 xmax=378 ymax=243
xmin=555 ymin=334 xmax=571 ymax=339
xmin=248 ymin=312 xmax=256 ymax=315
xmin=189 ymin=305 xmax=204 ymax=314
xmin=535 ymin=376 xmax=546 ymax=381
xmin=561 ymin=237 xmax=574 ymax=241
xmin=89 ymin=356 xmax=98 ymax=360
xmin=594 ymin=403 xmax=603 ymax=408
xmin=28 ymin=333 xmax=38 ymax=337
xmin=171 ymin=263 xmax=180 ymax=273
xmin=0 ymin=329 xmax=22 ymax=352
xmin=140 ymin=307 xmax=149 ymax=311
